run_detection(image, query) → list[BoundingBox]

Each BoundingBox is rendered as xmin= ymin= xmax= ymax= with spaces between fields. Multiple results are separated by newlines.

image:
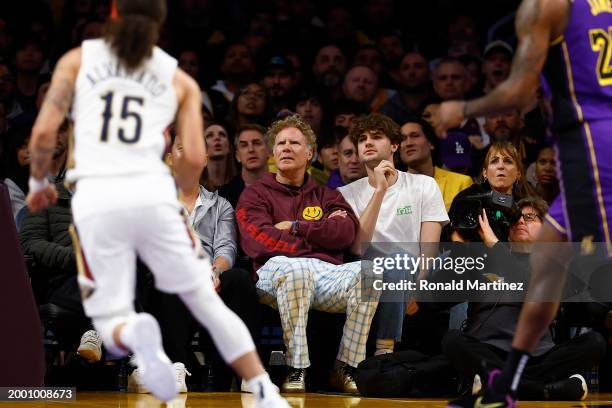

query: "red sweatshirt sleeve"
xmin=296 ymin=188 xmax=357 ymax=250
xmin=236 ymin=186 xmax=312 ymax=265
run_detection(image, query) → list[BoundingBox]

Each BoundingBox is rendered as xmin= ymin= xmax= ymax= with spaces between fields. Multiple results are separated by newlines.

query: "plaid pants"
xmin=256 ymin=256 xmax=379 ymax=368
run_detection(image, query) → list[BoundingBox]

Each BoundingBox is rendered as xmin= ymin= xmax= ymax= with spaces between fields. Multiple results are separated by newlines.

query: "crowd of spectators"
xmin=2 ymin=0 xmax=607 ymax=400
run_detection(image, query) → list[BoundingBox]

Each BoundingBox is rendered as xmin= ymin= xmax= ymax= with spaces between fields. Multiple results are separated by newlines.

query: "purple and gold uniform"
xmin=542 ymin=0 xmax=612 ymax=254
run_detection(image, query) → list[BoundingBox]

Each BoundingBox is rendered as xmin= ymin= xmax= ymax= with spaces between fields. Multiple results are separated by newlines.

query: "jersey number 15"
xmin=100 ymin=91 xmax=144 ymax=143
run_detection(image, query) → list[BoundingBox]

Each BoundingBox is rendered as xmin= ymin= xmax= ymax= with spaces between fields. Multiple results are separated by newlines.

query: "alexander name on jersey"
xmin=84 ymin=61 xmax=167 ymax=97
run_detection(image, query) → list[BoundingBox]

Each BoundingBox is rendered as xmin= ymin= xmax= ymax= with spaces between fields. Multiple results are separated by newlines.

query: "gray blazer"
xmin=190 ymin=186 xmax=238 ymax=267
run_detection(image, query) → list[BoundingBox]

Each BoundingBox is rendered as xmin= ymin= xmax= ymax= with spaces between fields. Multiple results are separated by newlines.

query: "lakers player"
xmin=26 ymin=1 xmax=288 ymax=406
xmin=432 ymin=0 xmax=612 ymax=406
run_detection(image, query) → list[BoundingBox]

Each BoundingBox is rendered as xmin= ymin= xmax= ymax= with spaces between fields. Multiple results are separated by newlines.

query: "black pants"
xmin=442 ymin=329 xmax=606 ymax=400
xmin=147 ymin=268 xmax=262 ymax=390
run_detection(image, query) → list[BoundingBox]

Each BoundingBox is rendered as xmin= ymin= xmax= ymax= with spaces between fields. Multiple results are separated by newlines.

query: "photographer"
xmin=442 ymin=141 xmax=529 ymax=329
xmin=442 ymin=197 xmax=605 ymax=401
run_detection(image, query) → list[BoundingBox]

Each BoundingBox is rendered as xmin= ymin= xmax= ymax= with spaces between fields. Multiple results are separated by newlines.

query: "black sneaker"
xmin=281 ymin=367 xmax=306 ymax=393
xmin=447 ymin=369 xmax=516 ymax=408
xmin=329 ymin=363 xmax=358 ymax=394
xmin=544 ymin=374 xmax=588 ymax=401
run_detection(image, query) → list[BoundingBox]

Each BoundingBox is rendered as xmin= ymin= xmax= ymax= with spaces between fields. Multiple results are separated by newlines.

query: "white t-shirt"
xmin=338 ymin=172 xmax=449 ymax=244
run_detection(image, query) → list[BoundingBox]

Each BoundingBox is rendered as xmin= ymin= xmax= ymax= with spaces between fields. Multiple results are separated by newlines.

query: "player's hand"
xmin=274 ymin=221 xmax=293 ymax=230
xmin=431 ymin=101 xmax=465 ymax=138
xmin=478 ymin=209 xmax=499 ymax=247
xmin=26 ymin=184 xmax=58 ymax=212
xmin=373 ymin=160 xmax=395 ymax=193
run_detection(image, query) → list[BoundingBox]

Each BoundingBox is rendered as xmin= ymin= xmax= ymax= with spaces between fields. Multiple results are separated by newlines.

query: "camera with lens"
xmin=449 ymin=186 xmax=521 ymax=242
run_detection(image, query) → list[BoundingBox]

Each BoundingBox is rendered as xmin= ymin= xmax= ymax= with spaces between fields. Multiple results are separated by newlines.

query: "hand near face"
xmin=373 ymin=160 xmax=396 ymax=193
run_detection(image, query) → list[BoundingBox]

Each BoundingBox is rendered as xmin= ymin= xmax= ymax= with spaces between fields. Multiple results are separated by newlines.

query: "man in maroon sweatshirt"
xmin=236 ymin=115 xmax=379 ymax=394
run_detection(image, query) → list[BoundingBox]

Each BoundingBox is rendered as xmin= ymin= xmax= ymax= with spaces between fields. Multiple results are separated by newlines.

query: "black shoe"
xmin=544 ymin=374 xmax=588 ymax=401
xmin=329 ymin=363 xmax=358 ymax=394
xmin=447 ymin=369 xmax=516 ymax=408
xmin=281 ymin=367 xmax=306 ymax=393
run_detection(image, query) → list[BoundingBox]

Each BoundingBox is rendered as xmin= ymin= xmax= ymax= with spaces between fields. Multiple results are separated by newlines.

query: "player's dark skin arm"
xmin=432 ymin=0 xmax=570 ymax=136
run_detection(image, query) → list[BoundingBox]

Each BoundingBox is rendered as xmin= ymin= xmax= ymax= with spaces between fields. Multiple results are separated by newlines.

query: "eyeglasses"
xmin=519 ymin=212 xmax=541 ymax=223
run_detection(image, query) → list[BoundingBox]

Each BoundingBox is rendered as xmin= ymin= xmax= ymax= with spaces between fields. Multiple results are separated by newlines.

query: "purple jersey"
xmin=542 ymin=0 xmax=612 ymax=252
xmin=543 ymin=0 xmax=612 ymax=129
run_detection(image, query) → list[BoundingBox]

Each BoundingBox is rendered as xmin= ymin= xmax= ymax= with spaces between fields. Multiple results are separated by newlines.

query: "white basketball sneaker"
xmin=77 ymin=330 xmax=102 ymax=362
xmin=173 ymin=362 xmax=190 ymax=393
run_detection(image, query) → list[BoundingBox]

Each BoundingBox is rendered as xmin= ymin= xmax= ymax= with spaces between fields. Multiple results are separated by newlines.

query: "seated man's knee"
xmin=382 ymin=268 xmax=411 ymax=288
xmin=282 ymin=264 xmax=315 ymax=288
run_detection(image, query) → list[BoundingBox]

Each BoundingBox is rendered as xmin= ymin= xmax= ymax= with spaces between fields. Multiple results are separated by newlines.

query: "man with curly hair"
xmin=236 ymin=115 xmax=379 ymax=394
xmin=339 ymin=113 xmax=448 ymax=355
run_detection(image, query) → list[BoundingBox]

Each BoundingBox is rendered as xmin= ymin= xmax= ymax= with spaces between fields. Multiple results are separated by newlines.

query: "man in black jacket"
xmin=20 ymin=181 xmax=102 ymax=362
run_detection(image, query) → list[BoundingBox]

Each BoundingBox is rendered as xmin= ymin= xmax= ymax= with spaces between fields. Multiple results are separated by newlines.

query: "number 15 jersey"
xmin=67 ymin=39 xmax=180 ymax=222
xmin=67 ymin=39 xmax=177 ymax=182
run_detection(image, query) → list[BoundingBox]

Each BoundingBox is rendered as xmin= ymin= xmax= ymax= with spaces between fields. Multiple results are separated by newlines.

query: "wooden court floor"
xmin=3 ymin=392 xmax=612 ymax=408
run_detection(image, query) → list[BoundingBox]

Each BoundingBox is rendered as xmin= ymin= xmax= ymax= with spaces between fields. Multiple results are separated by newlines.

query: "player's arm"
xmin=433 ymin=0 xmax=569 ymax=135
xmin=173 ymin=68 xmax=206 ymax=194
xmin=27 ymin=48 xmax=80 ymax=212
xmin=465 ymin=0 xmax=566 ymax=115
xmin=30 ymin=48 xmax=80 ymax=180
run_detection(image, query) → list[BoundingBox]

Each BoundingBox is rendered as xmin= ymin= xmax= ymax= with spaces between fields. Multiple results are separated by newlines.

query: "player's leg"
xmin=492 ymin=223 xmax=570 ymax=395
xmin=137 ymin=204 xmax=288 ymax=407
xmin=72 ymin=211 xmax=177 ymax=402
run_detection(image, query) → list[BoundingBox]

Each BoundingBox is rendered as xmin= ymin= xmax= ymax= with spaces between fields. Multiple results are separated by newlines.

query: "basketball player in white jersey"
xmin=25 ymin=1 xmax=288 ymax=406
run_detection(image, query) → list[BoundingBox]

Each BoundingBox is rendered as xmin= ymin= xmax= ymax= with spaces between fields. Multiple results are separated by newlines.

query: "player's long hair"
xmin=104 ymin=0 xmax=166 ymax=71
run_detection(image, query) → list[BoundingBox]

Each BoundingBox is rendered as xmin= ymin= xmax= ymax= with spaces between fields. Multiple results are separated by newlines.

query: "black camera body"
xmin=450 ymin=187 xmax=521 ymax=242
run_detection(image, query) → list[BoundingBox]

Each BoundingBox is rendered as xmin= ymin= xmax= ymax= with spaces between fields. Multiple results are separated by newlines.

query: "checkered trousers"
xmin=256 ymin=256 xmax=380 ymax=368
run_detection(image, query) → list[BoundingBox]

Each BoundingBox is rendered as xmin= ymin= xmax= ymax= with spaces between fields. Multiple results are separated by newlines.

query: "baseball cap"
xmin=265 ymin=55 xmax=294 ymax=74
xmin=483 ymin=40 xmax=513 ymax=59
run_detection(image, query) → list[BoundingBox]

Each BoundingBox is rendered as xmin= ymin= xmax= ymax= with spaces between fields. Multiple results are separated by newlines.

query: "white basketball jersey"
xmin=67 ymin=39 xmax=177 ymax=182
